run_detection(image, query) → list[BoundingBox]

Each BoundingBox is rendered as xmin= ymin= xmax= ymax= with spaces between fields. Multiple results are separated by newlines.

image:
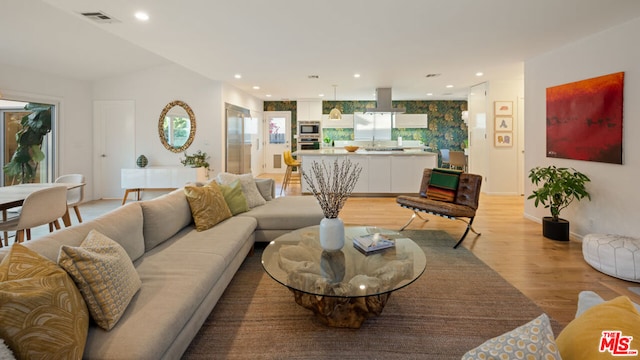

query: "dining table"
xmin=0 ymin=182 xmax=86 ymax=228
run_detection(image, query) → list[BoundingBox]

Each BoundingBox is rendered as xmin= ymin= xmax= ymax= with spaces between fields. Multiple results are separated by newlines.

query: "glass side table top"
xmin=261 ymin=225 xmax=427 ymax=298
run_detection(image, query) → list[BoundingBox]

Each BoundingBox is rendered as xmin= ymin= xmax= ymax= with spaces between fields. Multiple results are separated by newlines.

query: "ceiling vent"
xmin=80 ymin=11 xmax=120 ymax=24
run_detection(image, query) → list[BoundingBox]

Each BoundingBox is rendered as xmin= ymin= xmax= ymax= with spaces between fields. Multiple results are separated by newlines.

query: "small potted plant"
xmin=180 ymin=150 xmax=210 ymax=171
xmin=528 ymin=165 xmax=591 ymax=241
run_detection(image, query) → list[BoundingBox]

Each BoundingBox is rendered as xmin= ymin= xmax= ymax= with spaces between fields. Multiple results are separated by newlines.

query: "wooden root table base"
xmin=291 ymin=289 xmax=391 ymax=328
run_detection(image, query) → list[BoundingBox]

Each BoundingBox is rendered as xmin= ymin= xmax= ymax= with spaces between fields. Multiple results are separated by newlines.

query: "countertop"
xmin=295 ymin=148 xmax=437 ymax=156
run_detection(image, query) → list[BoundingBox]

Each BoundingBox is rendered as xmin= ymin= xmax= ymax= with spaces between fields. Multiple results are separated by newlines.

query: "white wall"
xmin=93 ymin=64 xmax=223 ymax=177
xmin=524 ymin=17 xmax=640 ymax=238
xmin=0 ymin=62 xmax=94 ymax=196
xmin=485 ymin=79 xmax=525 ymax=195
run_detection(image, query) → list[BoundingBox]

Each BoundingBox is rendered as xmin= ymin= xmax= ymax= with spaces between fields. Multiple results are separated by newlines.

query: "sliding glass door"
xmin=0 ymin=99 xmax=55 ymax=186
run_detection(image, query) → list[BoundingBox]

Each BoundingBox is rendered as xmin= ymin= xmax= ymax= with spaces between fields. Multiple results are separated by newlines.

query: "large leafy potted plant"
xmin=3 ymin=103 xmax=52 ymax=184
xmin=528 ymin=165 xmax=591 ymax=241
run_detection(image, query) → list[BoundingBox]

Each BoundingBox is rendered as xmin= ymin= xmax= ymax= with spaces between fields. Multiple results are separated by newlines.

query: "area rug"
xmin=182 ymin=230 xmax=561 ymax=359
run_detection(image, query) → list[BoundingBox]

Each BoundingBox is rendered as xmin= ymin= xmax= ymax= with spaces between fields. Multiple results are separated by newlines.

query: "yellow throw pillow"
xmin=0 ymin=244 xmax=89 ymax=359
xmin=556 ymin=296 xmax=640 ymax=359
xmin=184 ymin=181 xmax=232 ymax=231
xmin=58 ymin=229 xmax=142 ymax=331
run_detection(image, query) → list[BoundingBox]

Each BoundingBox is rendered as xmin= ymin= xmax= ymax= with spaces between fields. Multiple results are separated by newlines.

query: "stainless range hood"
xmin=365 ymin=87 xmax=406 ymax=114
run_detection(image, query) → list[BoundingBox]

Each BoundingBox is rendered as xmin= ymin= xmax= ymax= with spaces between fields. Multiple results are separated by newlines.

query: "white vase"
xmin=319 ymin=217 xmax=345 ymax=251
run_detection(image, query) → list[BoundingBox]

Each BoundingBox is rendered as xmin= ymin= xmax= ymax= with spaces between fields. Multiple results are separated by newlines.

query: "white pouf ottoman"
xmin=583 ymin=234 xmax=640 ymax=283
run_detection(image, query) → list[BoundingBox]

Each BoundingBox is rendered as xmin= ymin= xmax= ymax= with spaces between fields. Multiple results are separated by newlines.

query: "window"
xmin=353 ymin=112 xmax=392 ymax=141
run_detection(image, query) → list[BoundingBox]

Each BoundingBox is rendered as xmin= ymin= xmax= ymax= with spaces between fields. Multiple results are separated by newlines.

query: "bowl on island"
xmin=344 ymin=145 xmax=359 ymax=152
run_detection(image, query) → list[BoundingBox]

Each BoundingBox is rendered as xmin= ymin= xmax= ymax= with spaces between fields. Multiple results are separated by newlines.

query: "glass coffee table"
xmin=261 ymin=225 xmax=426 ymax=328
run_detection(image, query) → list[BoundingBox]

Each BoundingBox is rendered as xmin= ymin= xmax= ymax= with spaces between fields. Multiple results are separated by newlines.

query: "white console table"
xmin=121 ymin=167 xmax=207 ymax=204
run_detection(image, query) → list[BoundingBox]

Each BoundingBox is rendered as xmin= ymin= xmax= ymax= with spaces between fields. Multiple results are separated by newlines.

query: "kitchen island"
xmin=295 ymin=148 xmax=438 ymax=195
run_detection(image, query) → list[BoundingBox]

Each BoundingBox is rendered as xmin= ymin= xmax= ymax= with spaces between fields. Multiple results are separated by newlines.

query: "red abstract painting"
xmin=546 ymin=72 xmax=624 ymax=164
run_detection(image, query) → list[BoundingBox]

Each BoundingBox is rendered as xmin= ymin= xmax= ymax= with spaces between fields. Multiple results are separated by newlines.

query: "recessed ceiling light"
xmin=475 ymin=72 xmax=484 ymax=77
xmin=134 ymin=11 xmax=149 ymax=21
xmin=319 ymin=94 xmax=325 ymax=97
xmin=234 ymin=74 xmax=242 ymax=79
xmin=354 ymin=73 xmax=361 ymax=78
xmin=426 ymin=93 xmax=433 ymax=96
xmin=446 ymin=85 xmax=454 ymax=88
xmin=266 ymin=94 xmax=272 ymax=98
xmin=253 ymin=86 xmax=260 ymax=90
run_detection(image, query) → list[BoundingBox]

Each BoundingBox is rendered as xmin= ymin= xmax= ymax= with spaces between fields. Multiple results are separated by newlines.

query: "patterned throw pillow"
xmin=58 ymin=230 xmax=142 ymax=331
xmin=0 ymin=244 xmax=89 ymax=359
xmin=426 ymin=168 xmax=462 ymax=202
xmin=462 ymin=313 xmax=561 ymax=360
xmin=219 ymin=180 xmax=250 ymax=215
xmin=184 ymin=181 xmax=232 ymax=231
xmin=217 ymin=172 xmax=267 ymax=208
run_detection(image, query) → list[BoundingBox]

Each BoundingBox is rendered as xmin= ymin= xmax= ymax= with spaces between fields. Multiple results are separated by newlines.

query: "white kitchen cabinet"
xmin=394 ymin=114 xmax=428 ymax=128
xmin=297 ymin=100 xmax=322 ymax=121
xmin=391 ymin=156 xmax=436 ymax=192
xmin=368 ymin=156 xmax=391 ymax=192
xmin=299 ymin=152 xmax=437 ymax=194
xmin=321 ymin=114 xmax=354 ymax=128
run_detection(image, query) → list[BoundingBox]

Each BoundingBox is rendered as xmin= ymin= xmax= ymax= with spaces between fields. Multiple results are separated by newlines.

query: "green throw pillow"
xmin=219 ymin=180 xmax=250 ymax=215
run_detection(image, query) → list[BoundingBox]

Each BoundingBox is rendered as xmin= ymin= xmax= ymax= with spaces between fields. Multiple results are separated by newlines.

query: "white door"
xmin=263 ymin=111 xmax=291 ymax=173
xmin=93 ymin=100 xmax=135 ymax=199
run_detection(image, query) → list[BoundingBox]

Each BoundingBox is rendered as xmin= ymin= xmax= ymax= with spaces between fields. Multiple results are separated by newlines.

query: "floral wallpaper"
xmin=322 ymin=100 xmax=468 ymax=151
xmin=264 ymin=100 xmax=468 ymax=152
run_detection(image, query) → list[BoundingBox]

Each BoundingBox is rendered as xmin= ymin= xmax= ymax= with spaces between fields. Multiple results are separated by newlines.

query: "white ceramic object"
xmin=319 ymin=217 xmax=345 ymax=251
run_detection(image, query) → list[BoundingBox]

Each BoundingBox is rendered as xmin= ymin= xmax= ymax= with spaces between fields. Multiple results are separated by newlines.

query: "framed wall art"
xmin=495 ymin=132 xmax=513 ymax=147
xmin=494 ymin=101 xmax=513 ymax=116
xmin=494 ymin=116 xmax=513 ymax=131
xmin=546 ymin=72 xmax=624 ymax=164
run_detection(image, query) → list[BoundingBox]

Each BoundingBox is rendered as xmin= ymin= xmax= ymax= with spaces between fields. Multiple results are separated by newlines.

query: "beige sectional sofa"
xmin=0 ymin=178 xmax=323 ymax=359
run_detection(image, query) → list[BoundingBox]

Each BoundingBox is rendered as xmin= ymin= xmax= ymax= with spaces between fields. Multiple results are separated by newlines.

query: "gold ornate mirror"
xmin=158 ymin=100 xmax=196 ymax=153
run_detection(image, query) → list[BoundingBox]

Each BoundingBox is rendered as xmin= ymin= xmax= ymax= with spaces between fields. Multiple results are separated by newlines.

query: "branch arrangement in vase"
xmin=302 ymin=159 xmax=362 ymax=219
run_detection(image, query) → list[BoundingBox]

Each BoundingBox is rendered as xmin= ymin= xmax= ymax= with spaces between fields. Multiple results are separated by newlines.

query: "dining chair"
xmin=0 ymin=186 xmax=68 ymax=244
xmin=55 ymin=173 xmax=85 ymax=225
xmin=449 ymin=151 xmax=467 ymax=172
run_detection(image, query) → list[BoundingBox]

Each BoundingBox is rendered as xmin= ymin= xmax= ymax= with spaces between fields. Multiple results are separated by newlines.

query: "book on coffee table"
xmin=353 ymin=233 xmax=395 ymax=254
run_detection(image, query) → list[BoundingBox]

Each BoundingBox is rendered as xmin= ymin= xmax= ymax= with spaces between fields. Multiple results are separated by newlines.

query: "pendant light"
xmin=329 ymin=85 xmax=342 ymax=120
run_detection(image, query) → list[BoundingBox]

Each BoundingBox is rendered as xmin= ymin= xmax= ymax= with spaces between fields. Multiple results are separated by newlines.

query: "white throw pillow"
xmin=216 ymin=173 xmax=267 ymax=208
xmin=576 ymin=290 xmax=640 ymax=317
xmin=462 ymin=313 xmax=561 ymax=360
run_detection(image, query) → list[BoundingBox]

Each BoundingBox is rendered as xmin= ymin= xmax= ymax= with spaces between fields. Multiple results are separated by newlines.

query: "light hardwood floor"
xmin=270 ymin=173 xmax=639 ymax=327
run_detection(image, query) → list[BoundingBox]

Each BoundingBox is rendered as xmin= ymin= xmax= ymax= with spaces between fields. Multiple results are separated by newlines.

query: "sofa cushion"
xmin=219 ymin=180 xmax=250 ymax=215
xmin=0 ymin=244 xmax=89 ymax=360
xmin=239 ymin=196 xmax=323 ymax=231
xmin=82 ymin=216 xmax=256 ymax=359
xmin=184 ymin=182 xmax=232 ymax=231
xmin=1 ymin=203 xmax=146 ymax=264
xmin=58 ymin=230 xmax=142 ymax=331
xmin=217 ymin=172 xmax=267 ymax=208
xmin=556 ymin=296 xmax=640 ymax=359
xmin=141 ymin=188 xmax=193 ymax=251
xmin=254 ymin=178 xmax=274 ymax=201
xmin=462 ymin=313 xmax=560 ymax=360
